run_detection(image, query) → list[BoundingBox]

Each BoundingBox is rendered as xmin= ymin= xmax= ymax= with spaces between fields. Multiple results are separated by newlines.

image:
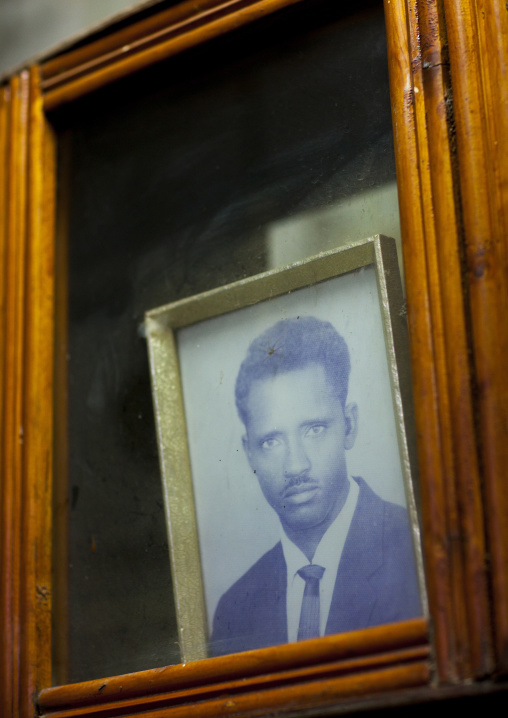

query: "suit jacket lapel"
xmin=253 ymin=541 xmax=288 ymax=647
xmin=325 ymin=478 xmax=384 ymax=634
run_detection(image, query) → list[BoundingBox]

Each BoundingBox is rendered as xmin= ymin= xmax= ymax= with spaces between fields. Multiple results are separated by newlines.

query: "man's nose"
xmin=284 ymin=437 xmax=310 ymax=478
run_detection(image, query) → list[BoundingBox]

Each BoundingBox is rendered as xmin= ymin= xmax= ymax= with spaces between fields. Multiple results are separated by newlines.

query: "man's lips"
xmin=283 ymin=482 xmax=319 ymax=500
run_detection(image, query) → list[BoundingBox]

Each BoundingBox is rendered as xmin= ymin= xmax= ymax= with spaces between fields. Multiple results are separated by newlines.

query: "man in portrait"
xmin=210 ymin=315 xmax=421 ymax=657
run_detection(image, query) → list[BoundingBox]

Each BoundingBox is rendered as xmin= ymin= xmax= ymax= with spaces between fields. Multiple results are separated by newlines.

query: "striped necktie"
xmin=297 ymin=564 xmax=325 ymax=641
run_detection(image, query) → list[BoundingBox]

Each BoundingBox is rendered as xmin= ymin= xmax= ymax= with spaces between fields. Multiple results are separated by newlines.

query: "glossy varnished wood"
xmin=41 ymin=0 xmax=306 ymax=110
xmin=0 ymin=69 xmax=57 ymax=718
xmin=384 ymin=0 xmax=451 ymax=679
xmin=19 ymin=66 xmax=57 ymax=706
xmin=412 ymin=0 xmax=491 ymax=678
xmin=0 ymin=79 xmax=10 ymax=718
xmin=43 ymin=665 xmax=430 ymax=718
xmin=385 ymin=0 xmax=493 ymax=680
xmin=39 ymin=619 xmax=428 ymax=713
xmin=0 ymin=85 xmax=9 ymax=496
xmin=41 ymin=0 xmax=265 ymax=80
xmin=443 ymin=0 xmax=508 ymax=673
xmin=476 ymin=0 xmax=508 ymax=672
xmin=0 ymin=72 xmax=29 ymax=718
xmin=39 ymin=620 xmax=429 ymax=717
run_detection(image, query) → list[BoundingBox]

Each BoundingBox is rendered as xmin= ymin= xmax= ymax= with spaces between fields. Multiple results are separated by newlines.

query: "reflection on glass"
xmin=267 ymin=182 xmax=401 ymax=273
xmin=54 ymin=0 xmax=402 ymax=684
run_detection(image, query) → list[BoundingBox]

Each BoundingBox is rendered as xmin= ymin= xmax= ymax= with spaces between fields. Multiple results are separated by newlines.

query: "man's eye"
xmin=306 ymin=424 xmax=325 ymax=437
xmin=261 ymin=437 xmax=280 ymax=449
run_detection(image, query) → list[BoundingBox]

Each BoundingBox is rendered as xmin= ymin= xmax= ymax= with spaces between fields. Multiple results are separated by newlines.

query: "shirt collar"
xmin=280 ymin=476 xmax=360 ymax=581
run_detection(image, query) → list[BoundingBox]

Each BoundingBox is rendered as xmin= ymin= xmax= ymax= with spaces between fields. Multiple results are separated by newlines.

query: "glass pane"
xmin=53 ymin=0 xmax=406 ymax=684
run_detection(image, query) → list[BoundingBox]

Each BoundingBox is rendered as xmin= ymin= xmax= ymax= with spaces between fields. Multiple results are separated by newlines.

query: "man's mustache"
xmin=282 ymin=475 xmax=318 ymax=496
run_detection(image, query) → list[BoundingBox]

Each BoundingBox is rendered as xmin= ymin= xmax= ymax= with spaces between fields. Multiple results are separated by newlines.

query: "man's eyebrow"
xmin=300 ymin=416 xmax=333 ymax=426
xmin=258 ymin=429 xmax=283 ymax=440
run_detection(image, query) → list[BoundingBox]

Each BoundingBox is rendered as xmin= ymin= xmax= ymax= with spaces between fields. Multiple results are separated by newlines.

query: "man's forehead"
xmin=244 ymin=363 xmax=343 ymax=424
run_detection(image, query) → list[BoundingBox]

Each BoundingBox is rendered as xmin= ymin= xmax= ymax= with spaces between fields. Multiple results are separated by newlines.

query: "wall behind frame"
xmin=0 ymin=0 xmax=141 ymax=75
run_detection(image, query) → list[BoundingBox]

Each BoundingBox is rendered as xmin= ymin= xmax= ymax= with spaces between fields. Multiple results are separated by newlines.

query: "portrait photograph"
xmin=146 ymin=237 xmax=425 ymax=660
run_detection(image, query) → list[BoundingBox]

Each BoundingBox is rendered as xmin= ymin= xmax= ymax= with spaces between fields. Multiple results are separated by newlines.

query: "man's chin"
xmin=280 ymin=504 xmax=330 ymax=533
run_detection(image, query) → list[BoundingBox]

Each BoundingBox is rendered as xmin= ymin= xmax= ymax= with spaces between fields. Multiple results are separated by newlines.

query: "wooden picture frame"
xmin=0 ymin=0 xmax=507 ymax=716
xmin=145 ymin=236 xmax=427 ymax=662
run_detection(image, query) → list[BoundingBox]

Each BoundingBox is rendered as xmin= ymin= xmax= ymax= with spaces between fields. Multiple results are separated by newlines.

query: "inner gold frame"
xmin=145 ymin=234 xmax=426 ymax=661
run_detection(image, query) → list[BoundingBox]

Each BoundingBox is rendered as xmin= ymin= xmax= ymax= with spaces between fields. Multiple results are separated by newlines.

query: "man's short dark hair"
xmin=235 ymin=315 xmax=351 ymax=426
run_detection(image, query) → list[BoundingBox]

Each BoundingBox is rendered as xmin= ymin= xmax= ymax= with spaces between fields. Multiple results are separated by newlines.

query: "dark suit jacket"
xmin=210 ymin=477 xmax=421 ymax=657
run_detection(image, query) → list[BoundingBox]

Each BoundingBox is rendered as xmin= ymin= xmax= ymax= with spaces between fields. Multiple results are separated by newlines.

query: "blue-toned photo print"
xmin=176 ymin=264 xmax=423 ymax=657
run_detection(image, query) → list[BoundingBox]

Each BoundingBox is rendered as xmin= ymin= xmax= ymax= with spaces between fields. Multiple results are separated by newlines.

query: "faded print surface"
xmin=177 ymin=265 xmax=420 ymax=650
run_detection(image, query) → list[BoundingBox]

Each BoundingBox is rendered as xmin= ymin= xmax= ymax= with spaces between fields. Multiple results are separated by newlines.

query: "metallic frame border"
xmin=145 ymin=234 xmax=427 ymax=661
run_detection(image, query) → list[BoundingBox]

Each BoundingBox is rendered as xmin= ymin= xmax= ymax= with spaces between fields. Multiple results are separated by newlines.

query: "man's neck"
xmin=282 ymin=480 xmax=350 ymax=562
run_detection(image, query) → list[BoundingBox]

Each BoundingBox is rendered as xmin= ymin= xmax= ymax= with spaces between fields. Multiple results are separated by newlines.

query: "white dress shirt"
xmin=280 ymin=476 xmax=360 ymax=643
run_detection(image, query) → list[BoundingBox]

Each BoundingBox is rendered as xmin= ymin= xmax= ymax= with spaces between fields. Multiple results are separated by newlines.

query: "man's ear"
xmin=343 ymin=402 xmax=358 ymax=450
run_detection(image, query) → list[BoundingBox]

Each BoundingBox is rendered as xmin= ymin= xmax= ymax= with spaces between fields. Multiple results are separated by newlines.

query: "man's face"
xmin=242 ymin=363 xmax=358 ymax=537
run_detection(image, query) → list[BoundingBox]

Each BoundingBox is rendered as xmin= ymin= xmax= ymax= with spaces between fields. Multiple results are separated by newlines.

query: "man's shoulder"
xmin=351 ymin=476 xmax=417 ymax=572
xmin=341 ymin=476 xmax=422 ymax=626
xmin=210 ymin=542 xmax=287 ymax=656
xmin=354 ymin=476 xmax=411 ymax=532
xmin=217 ymin=541 xmax=284 ymax=602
